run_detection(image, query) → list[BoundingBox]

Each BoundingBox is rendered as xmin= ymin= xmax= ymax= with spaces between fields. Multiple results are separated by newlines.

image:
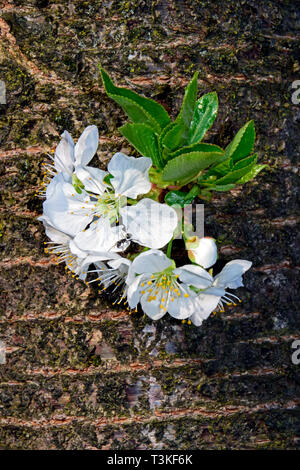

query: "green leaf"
xmin=188 ymin=92 xmax=218 ymax=144
xmin=233 ymin=153 xmax=257 ymax=170
xmin=168 ymin=142 xmax=224 ymax=160
xmin=158 ymin=121 xmax=174 ymax=153
xmin=119 ymin=123 xmax=163 ymax=168
xmin=161 ymin=122 xmax=187 ymax=155
xmin=100 ymin=68 xmax=170 ymax=133
xmin=165 ymin=186 xmax=200 ymax=207
xmin=206 ymin=183 xmax=236 ymax=191
xmin=237 ymin=164 xmax=268 ymax=184
xmin=165 ymin=190 xmax=187 ymax=207
xmin=225 ymin=120 xmax=255 ymax=163
xmin=162 ymin=151 xmax=226 ymax=183
xmin=184 ymin=184 xmax=201 ymax=201
xmin=214 ymin=156 xmax=258 ymax=185
xmin=204 ymin=158 xmax=232 ymax=178
xmin=175 ymin=71 xmax=199 ymax=130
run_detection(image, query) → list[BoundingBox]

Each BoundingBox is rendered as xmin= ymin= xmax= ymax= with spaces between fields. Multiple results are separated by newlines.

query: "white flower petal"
xmin=108 ymin=257 xmax=131 ymax=271
xmin=188 ymin=237 xmax=218 ymax=269
xmin=94 ymin=261 xmax=107 ymax=271
xmin=82 ymin=252 xmax=121 ymax=266
xmin=141 ymin=292 xmax=167 ymax=321
xmin=107 ymin=257 xmax=132 ymax=283
xmin=54 ymin=130 xmax=75 ymax=175
xmin=43 ymin=181 xmax=93 ymax=237
xmin=75 ymin=165 xmax=108 ymax=195
xmin=69 ymin=218 xmax=128 ymax=257
xmin=74 ymin=125 xmax=99 ymax=167
xmin=214 ymin=259 xmax=252 ymax=289
xmin=108 ymin=152 xmax=152 ymax=198
xmin=127 ymin=274 xmax=147 ymax=308
xmin=38 ymin=215 xmax=71 ymax=244
xmin=203 ymin=286 xmax=226 ymax=297
xmin=130 ymin=250 xmax=172 ymax=276
xmin=120 ymin=199 xmax=177 ymax=249
xmin=190 ymin=293 xmax=221 ymax=326
xmin=46 ymin=172 xmax=70 ymax=199
xmin=75 ymin=257 xmax=92 ymax=281
xmin=175 ymin=264 xmax=213 ymax=289
xmin=167 ymin=286 xmax=196 ymax=320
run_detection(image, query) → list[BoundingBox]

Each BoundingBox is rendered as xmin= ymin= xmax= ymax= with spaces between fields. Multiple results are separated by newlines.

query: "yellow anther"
xmin=184 ymin=293 xmax=189 ymax=298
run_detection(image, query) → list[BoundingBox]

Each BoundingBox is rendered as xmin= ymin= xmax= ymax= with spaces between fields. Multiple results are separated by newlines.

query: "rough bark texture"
xmin=0 ymin=0 xmax=299 ymax=450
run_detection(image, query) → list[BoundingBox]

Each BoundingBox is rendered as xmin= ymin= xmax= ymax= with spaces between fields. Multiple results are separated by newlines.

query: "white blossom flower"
xmin=126 ymin=250 xmax=205 ymax=320
xmin=43 ymin=155 xmax=178 ymax=250
xmin=73 ymin=151 xmax=153 ymax=216
xmin=43 ymin=152 xmax=153 ymax=229
xmin=39 ymin=214 xmax=129 ymax=282
xmin=39 ymin=125 xmax=103 ymax=196
xmin=177 ymin=259 xmax=252 ymax=326
xmin=38 ymin=214 xmax=93 ymax=281
xmin=185 ymin=236 xmax=218 ymax=268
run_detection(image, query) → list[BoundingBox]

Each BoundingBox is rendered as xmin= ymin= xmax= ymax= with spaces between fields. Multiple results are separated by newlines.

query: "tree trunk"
xmin=0 ymin=0 xmax=299 ymax=449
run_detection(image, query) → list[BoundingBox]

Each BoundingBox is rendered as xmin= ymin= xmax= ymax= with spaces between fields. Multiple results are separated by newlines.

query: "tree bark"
xmin=0 ymin=0 xmax=299 ymax=449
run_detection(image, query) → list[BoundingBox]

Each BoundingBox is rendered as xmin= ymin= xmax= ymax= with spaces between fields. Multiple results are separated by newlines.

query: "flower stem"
xmin=166 ymin=238 xmax=173 ymax=259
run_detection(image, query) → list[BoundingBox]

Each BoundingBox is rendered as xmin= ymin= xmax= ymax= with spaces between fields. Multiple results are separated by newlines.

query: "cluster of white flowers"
xmin=39 ymin=126 xmax=252 ymax=327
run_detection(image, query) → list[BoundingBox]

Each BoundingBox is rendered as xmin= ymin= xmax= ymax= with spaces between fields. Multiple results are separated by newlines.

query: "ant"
xmin=113 ymin=233 xmax=133 ymax=251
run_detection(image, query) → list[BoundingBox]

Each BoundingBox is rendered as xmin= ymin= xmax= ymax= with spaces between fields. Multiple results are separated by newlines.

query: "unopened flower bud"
xmin=186 ymin=236 xmax=217 ymax=269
